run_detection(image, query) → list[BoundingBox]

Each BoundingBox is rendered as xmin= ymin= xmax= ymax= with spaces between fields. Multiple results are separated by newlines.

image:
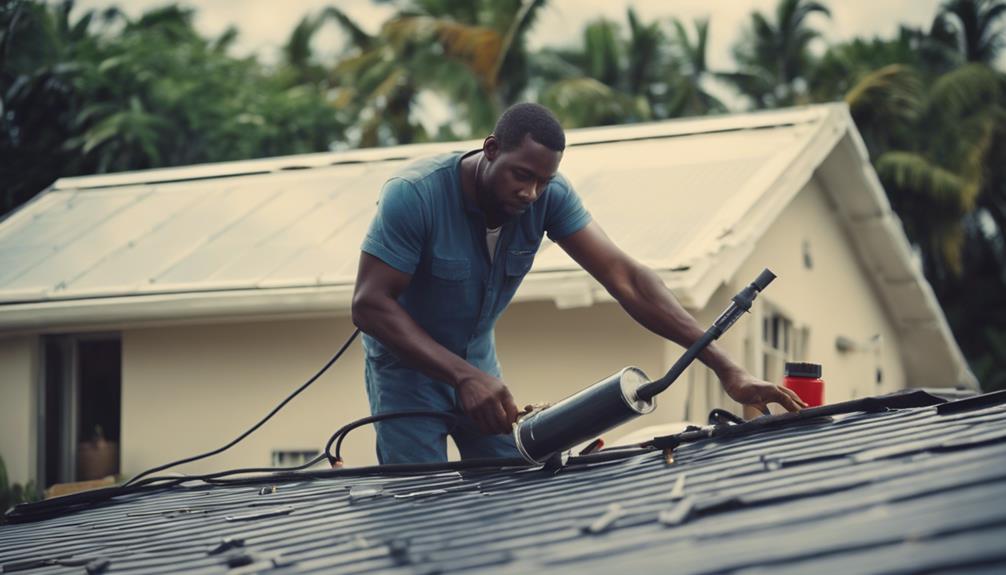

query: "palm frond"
xmin=497 ymin=0 xmax=547 ymax=59
xmin=541 ymin=77 xmax=643 ymax=128
xmin=877 ymin=150 xmax=974 ymax=210
xmin=845 ymin=64 xmax=922 ymax=126
xmin=321 ymin=6 xmax=373 ymax=51
xmin=929 ymin=62 xmax=1002 ymax=118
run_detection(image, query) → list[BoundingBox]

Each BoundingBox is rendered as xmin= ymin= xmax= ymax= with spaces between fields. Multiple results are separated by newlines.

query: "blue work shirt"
xmin=360 ymin=150 xmax=591 ymax=387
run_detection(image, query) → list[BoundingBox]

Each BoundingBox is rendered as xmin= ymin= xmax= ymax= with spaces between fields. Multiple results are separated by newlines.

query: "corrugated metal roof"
xmin=0 ymin=107 xmax=827 ymax=306
xmin=3 ymin=390 xmax=1005 ymax=573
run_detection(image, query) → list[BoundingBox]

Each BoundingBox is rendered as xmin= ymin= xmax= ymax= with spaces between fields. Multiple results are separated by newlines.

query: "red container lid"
xmin=784 ymin=362 xmax=822 ymax=379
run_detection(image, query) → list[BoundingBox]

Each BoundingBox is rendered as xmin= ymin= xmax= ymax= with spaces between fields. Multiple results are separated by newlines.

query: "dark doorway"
xmin=40 ymin=334 xmax=121 ymax=488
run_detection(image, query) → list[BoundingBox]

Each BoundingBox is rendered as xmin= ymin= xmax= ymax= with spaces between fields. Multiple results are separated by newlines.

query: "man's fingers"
xmin=502 ymin=394 xmax=519 ymax=428
xmin=471 ymin=406 xmax=493 ymax=435
xmin=779 ymin=385 xmax=807 ymax=409
xmin=493 ymin=402 xmax=510 ymax=434
xmin=783 ymin=387 xmax=808 ymax=409
xmin=775 ymin=389 xmax=803 ymax=413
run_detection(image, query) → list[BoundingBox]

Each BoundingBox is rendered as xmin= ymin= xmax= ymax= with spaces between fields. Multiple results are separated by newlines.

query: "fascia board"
xmin=0 ymin=284 xmax=355 ymax=335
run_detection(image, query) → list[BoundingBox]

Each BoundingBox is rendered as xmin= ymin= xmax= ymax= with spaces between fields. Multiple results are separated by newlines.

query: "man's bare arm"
xmin=557 ymin=222 xmax=806 ymax=413
xmin=351 ymin=252 xmax=518 ymax=434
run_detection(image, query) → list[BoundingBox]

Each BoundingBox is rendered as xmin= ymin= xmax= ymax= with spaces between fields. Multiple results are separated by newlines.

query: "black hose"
xmin=324 ymin=410 xmax=459 ymax=466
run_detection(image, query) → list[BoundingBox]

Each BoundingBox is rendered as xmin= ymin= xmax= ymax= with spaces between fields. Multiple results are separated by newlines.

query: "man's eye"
xmin=514 ymin=170 xmax=531 ymax=181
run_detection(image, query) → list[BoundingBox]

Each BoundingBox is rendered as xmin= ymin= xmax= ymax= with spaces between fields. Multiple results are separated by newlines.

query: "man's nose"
xmin=521 ymin=184 xmax=539 ymax=203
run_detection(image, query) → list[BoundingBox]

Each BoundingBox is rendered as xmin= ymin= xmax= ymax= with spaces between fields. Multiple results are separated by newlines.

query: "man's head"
xmin=477 ymin=103 xmax=565 ymax=222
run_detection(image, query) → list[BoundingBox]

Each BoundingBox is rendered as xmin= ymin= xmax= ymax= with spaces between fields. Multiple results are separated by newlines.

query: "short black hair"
xmin=493 ymin=103 xmax=566 ymax=152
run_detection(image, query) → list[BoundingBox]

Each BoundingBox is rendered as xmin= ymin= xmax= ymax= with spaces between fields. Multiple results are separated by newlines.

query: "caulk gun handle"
xmin=634 ymin=268 xmax=776 ymax=402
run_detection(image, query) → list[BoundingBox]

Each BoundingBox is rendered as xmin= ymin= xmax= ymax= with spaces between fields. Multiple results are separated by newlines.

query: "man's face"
xmin=481 ymin=134 xmax=563 ymax=221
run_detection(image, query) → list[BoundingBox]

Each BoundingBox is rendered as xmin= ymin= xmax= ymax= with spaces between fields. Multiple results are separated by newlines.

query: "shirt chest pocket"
xmin=431 ymin=256 xmax=471 ymax=281
xmin=495 ymin=251 xmax=535 ymax=313
xmin=505 ymin=252 xmax=535 ymax=278
xmin=429 ymin=256 xmax=474 ymax=316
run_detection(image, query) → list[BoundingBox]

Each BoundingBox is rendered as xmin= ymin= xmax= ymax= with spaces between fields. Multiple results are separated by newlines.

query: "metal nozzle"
xmin=753 ymin=269 xmax=777 ymax=292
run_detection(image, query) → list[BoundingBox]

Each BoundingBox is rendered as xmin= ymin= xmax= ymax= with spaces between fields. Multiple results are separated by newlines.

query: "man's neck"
xmin=461 ymin=151 xmax=504 ymax=229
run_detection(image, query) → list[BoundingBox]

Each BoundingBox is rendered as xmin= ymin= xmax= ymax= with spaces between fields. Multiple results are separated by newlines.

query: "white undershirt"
xmin=486 ymin=226 xmax=502 ymax=262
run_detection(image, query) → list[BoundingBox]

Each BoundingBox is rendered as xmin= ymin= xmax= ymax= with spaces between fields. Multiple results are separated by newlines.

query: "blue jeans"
xmin=364 ymin=361 xmax=520 ymax=464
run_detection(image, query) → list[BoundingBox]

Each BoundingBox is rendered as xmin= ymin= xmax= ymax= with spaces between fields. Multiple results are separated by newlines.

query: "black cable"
xmin=123 ymin=328 xmax=361 ymax=487
xmin=324 ymin=410 xmax=459 ymax=466
xmin=130 ymin=411 xmax=462 ymax=489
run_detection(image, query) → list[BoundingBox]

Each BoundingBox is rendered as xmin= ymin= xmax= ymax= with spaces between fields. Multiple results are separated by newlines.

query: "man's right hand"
xmin=456 ymin=373 xmax=519 ymax=435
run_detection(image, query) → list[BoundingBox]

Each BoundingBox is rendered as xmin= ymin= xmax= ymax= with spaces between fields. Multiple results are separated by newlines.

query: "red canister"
xmin=783 ymin=362 xmax=824 ymax=407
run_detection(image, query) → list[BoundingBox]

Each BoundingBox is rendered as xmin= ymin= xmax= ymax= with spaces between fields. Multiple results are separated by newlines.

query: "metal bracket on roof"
xmin=582 ymin=503 xmax=624 ymax=535
xmin=208 ymin=537 xmax=246 ymax=555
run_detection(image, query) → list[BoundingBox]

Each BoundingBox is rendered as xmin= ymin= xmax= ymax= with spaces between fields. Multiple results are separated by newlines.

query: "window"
xmin=271 ymin=449 xmax=320 ymax=468
xmin=761 ymin=308 xmax=806 ymax=384
xmin=41 ymin=334 xmax=122 ymax=488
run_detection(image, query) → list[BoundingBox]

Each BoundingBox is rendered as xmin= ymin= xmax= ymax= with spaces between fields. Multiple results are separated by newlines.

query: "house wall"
xmin=0 ymin=336 xmax=37 ymax=485
xmin=121 ymin=318 xmax=371 ymax=476
xmin=729 ymin=177 xmax=907 ymax=406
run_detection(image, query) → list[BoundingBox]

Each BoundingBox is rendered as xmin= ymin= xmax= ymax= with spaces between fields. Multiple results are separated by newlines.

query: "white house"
xmin=0 ymin=104 xmax=976 ymax=489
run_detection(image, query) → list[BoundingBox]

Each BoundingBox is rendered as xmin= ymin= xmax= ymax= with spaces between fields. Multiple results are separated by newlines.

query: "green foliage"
xmin=1 ymin=0 xmax=345 ymax=216
xmin=531 ymin=8 xmax=694 ymax=127
xmin=670 ymin=18 xmax=727 ymax=117
xmin=940 ymin=0 xmax=1006 ymax=64
xmin=729 ymin=0 xmax=832 ymax=108
xmin=0 ymin=455 xmax=41 ymax=516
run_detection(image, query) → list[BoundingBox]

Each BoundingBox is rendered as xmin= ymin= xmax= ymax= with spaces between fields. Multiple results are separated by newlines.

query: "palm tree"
xmin=375 ymin=0 xmax=549 ymax=136
xmin=729 ymin=0 xmax=831 ymax=108
xmin=870 ymin=63 xmax=1003 ymax=280
xmin=532 ymin=9 xmax=674 ymax=127
xmin=668 ymin=17 xmax=727 ymax=117
xmin=279 ymin=6 xmax=423 ymax=148
xmin=938 ymin=0 xmax=1006 ymax=64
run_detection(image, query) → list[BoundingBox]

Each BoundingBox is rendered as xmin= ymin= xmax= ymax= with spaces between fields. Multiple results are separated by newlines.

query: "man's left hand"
xmin=719 ymin=369 xmax=807 ymax=414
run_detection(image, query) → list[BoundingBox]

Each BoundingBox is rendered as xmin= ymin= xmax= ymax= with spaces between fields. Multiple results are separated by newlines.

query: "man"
xmin=352 ymin=103 xmax=806 ymax=464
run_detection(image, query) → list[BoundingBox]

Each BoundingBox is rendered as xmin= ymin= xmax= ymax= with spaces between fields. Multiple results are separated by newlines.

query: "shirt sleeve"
xmin=544 ymin=173 xmax=592 ymax=241
xmin=361 ymin=178 xmax=428 ymax=274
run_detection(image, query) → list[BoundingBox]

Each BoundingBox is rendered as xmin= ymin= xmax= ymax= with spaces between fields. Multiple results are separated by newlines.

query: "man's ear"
xmin=483 ymin=135 xmax=500 ymax=161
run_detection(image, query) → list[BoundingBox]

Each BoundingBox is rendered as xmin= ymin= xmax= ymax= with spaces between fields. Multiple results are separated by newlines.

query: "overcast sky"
xmin=78 ymin=0 xmax=949 ymax=72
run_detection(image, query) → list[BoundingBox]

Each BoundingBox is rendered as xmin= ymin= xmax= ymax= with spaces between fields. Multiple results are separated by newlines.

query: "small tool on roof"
xmin=513 ymin=268 xmax=776 ymax=465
